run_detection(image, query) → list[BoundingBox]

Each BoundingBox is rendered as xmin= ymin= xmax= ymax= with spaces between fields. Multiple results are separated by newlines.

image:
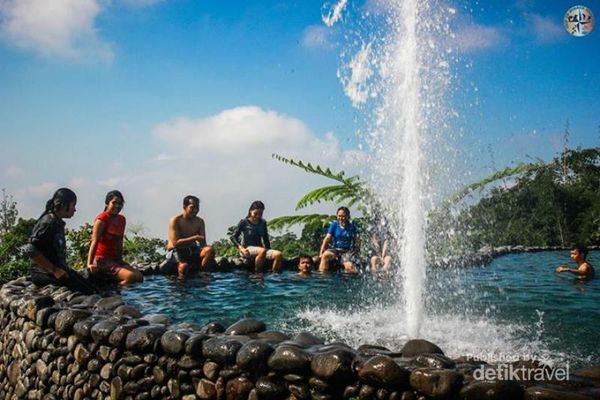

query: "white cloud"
xmin=529 ymin=14 xmax=564 ymax=43
xmin=1 ymin=164 xmax=25 ymax=179
xmin=453 ymin=24 xmax=507 ymax=52
xmin=0 ymin=0 xmax=113 ymax=62
xmin=116 ymin=106 xmax=366 ymax=239
xmin=322 ymin=0 xmax=347 ymax=27
xmin=302 ymin=25 xmax=333 ymax=49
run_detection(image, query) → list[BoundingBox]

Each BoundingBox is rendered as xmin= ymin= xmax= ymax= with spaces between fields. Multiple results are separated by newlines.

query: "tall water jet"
xmin=338 ymin=0 xmax=453 ymax=337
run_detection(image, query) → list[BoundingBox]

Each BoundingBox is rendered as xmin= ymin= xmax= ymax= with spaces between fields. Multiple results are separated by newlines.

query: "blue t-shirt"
xmin=327 ymin=220 xmax=358 ymax=250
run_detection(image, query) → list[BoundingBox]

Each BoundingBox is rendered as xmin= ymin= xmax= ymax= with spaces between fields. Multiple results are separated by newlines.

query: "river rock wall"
xmin=2 ymin=277 xmax=600 ymax=400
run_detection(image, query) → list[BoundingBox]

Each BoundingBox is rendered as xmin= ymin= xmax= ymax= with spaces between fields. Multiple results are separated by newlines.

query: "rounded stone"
xmin=226 ymin=377 xmax=254 ymax=400
xmin=185 ymin=333 xmax=209 ymax=357
xmin=267 ymin=345 xmax=312 ymax=374
xmin=114 ymin=304 xmax=142 ymax=319
xmin=54 ymin=310 xmax=93 ymax=336
xmin=125 ymin=326 xmax=168 ymax=353
xmin=400 ymin=339 xmax=444 ymax=357
xmin=311 ymin=348 xmax=356 ymax=383
xmin=160 ymin=331 xmax=190 ymax=356
xmin=358 ymin=355 xmax=410 ymax=390
xmin=94 ymin=296 xmax=124 ymax=311
xmin=90 ymin=320 xmax=119 ymax=344
xmin=413 ymin=354 xmax=456 ymax=369
xmin=409 ymin=368 xmax=462 ymax=398
xmin=254 ymin=376 xmax=287 ymax=400
xmin=73 ymin=316 xmax=105 ymax=341
xmin=200 ymin=321 xmax=226 ymax=334
xmin=257 ymin=331 xmax=290 ymax=343
xmin=294 ymin=331 xmax=324 ymax=346
xmin=202 ymin=337 xmax=243 ymax=364
xmin=108 ymin=323 xmax=141 ymax=348
xmin=236 ymin=340 xmax=275 ymax=371
xmin=224 ymin=318 xmax=266 ymax=336
xmin=140 ymin=314 xmax=171 ymax=325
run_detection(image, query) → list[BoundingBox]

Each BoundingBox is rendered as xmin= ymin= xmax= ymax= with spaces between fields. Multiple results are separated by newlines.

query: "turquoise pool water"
xmin=122 ymin=251 xmax=599 ymax=367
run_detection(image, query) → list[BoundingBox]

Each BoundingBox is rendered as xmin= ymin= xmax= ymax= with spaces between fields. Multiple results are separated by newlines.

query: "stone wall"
xmin=1 ymin=277 xmax=599 ymax=400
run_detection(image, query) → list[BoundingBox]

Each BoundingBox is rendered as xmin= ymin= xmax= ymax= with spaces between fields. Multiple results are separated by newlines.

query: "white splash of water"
xmin=337 ymin=42 xmax=373 ymax=106
xmin=321 ymin=0 xmax=348 ymax=27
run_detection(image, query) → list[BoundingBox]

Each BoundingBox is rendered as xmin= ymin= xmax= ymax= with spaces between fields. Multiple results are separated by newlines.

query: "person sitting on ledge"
xmin=556 ymin=244 xmax=595 ymax=280
xmin=25 ymin=188 xmax=97 ymax=294
xmin=319 ymin=206 xmax=360 ymax=273
xmin=167 ymin=195 xmax=216 ymax=278
xmin=230 ymin=200 xmax=283 ymax=272
xmin=297 ymin=254 xmax=314 ymax=276
xmin=87 ymin=190 xmax=143 ymax=285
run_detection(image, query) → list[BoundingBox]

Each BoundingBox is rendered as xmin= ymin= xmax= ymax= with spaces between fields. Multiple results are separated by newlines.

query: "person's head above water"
xmin=571 ymin=244 xmax=588 ymax=261
xmin=42 ymin=188 xmax=77 ymax=219
xmin=247 ymin=200 xmax=265 ymax=222
xmin=298 ymin=255 xmax=313 ymax=274
xmin=104 ymin=190 xmax=125 ymax=214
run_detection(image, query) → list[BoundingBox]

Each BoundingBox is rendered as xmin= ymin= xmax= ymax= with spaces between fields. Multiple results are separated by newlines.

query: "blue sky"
xmin=0 ymin=0 xmax=598 ymax=239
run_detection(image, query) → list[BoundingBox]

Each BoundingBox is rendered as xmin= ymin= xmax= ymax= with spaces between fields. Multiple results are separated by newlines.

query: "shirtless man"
xmin=167 ymin=195 xmax=216 ymax=277
xmin=556 ymin=244 xmax=595 ymax=280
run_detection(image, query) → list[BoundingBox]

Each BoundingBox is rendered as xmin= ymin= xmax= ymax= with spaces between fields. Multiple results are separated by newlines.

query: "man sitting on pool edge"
xmin=167 ymin=195 xmax=216 ymax=277
xmin=556 ymin=244 xmax=595 ymax=280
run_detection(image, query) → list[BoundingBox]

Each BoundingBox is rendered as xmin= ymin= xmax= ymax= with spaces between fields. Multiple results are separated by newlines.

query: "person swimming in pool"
xmin=556 ymin=244 xmax=595 ymax=280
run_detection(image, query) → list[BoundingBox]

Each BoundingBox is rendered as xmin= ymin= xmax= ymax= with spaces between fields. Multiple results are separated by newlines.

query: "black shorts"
xmin=329 ymin=248 xmax=359 ymax=265
xmin=172 ymin=245 xmax=201 ymax=266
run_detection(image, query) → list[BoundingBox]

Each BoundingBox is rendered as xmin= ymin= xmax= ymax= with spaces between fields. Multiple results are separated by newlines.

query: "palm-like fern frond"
xmin=443 ymin=162 xmax=543 ymax=208
xmin=272 ymin=153 xmax=359 ymax=185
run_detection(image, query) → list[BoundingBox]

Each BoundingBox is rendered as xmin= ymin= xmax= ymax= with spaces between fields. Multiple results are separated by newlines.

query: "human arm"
xmin=556 ymin=263 xmax=592 ymax=276
xmin=87 ymin=219 xmax=106 ymax=269
xmin=27 ymin=250 xmax=68 ymax=280
xmin=319 ymin=233 xmax=332 ymax=256
xmin=262 ymin=220 xmax=271 ymax=249
xmin=381 ymin=239 xmax=388 ymax=258
xmin=230 ymin=220 xmax=249 ymax=256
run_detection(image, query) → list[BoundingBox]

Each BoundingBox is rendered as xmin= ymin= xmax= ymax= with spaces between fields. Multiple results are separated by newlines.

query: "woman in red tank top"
xmin=87 ymin=190 xmax=143 ymax=285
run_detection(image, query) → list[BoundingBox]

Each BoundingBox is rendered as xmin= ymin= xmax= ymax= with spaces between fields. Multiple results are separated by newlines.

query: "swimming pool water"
xmin=121 ymin=251 xmax=599 ymax=367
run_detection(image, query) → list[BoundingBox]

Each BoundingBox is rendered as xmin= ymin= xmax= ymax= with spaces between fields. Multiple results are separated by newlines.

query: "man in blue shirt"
xmin=319 ymin=206 xmax=360 ymax=273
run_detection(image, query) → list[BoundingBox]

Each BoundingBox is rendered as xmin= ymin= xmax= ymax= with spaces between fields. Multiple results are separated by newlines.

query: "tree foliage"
xmin=449 ymin=147 xmax=600 ymax=250
xmin=0 ymin=188 xmax=18 ymax=238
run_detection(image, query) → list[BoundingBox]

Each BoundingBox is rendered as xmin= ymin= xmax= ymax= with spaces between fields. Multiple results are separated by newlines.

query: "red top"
xmin=94 ymin=211 xmax=126 ymax=260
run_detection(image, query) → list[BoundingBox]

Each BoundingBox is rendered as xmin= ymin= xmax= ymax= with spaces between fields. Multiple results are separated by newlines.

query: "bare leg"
xmin=116 ymin=265 xmax=144 ymax=285
xmin=370 ymin=255 xmax=380 ymax=272
xmin=319 ymin=251 xmax=335 ymax=272
xmin=255 ymin=248 xmax=267 ymax=271
xmin=271 ymin=250 xmax=283 ymax=272
xmin=382 ymin=255 xmax=392 ymax=271
xmin=343 ymin=261 xmax=358 ymax=274
xmin=200 ymin=246 xmax=216 ymax=270
xmin=177 ymin=262 xmax=190 ymax=278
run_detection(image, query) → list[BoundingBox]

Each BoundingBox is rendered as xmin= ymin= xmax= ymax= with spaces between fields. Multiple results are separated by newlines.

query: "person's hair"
xmin=40 ymin=188 xmax=77 ymax=218
xmin=247 ymin=200 xmax=265 ymax=217
xmin=298 ymin=254 xmax=314 ymax=265
xmin=572 ymin=244 xmax=588 ymax=259
xmin=104 ymin=190 xmax=125 ymax=211
xmin=337 ymin=206 xmax=351 ymax=219
xmin=183 ymin=195 xmax=199 ymax=208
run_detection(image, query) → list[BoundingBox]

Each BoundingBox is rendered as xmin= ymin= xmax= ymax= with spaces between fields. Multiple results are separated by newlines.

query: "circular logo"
xmin=564 ymin=5 xmax=594 ymax=37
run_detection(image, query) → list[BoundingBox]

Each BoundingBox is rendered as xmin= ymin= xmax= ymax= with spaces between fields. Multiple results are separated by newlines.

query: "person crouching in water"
xmin=87 ymin=190 xmax=143 ymax=285
xmin=231 ymin=200 xmax=283 ymax=272
xmin=319 ymin=206 xmax=360 ymax=273
xmin=167 ymin=195 xmax=216 ymax=278
xmin=297 ymin=255 xmax=314 ymax=276
xmin=26 ymin=188 xmax=97 ymax=294
xmin=556 ymin=244 xmax=595 ymax=280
